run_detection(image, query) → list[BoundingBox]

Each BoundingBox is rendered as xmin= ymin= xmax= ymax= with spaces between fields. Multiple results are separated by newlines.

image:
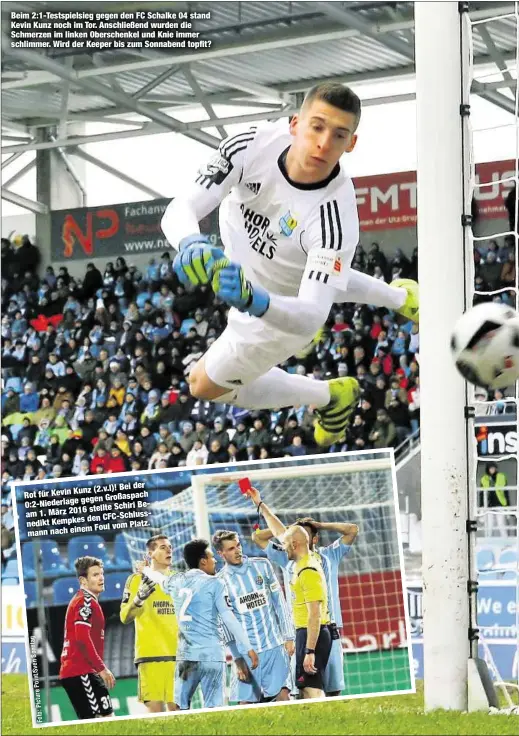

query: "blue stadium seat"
xmin=67 ymin=536 xmax=111 ymax=568
xmin=497 ymin=547 xmax=518 ymax=580
xmin=476 ymin=548 xmax=495 ymax=572
xmin=24 ymin=581 xmax=37 ymax=608
xmin=23 ymin=541 xmax=70 ymax=578
xmin=52 ymin=577 xmax=79 ymax=605
xmin=2 ymin=559 xmax=19 ymax=580
xmin=113 ymin=534 xmax=132 ymax=571
xmin=17 ymin=504 xmax=28 ymax=541
xmin=4 ymin=377 xmax=23 ymax=393
xmin=2 ymin=577 xmax=19 ymax=586
xmin=103 ymin=572 xmax=128 ymax=601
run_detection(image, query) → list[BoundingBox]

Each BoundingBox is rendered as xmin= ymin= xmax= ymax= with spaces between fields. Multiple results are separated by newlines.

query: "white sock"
xmin=218 ymin=367 xmax=331 ymax=410
xmin=339 ymin=270 xmax=406 ymax=310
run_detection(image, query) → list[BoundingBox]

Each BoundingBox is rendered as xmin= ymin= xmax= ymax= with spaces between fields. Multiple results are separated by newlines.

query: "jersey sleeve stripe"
xmin=333 ymin=200 xmax=343 ymax=250
xmin=221 ymin=129 xmax=257 ymax=157
xmin=196 ymin=135 xmax=256 ymax=189
xmin=308 ymin=270 xmax=329 ymax=284
xmin=320 ymin=200 xmax=343 ymax=251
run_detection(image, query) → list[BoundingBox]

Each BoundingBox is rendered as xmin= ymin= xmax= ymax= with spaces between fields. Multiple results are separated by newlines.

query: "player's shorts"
xmin=295 ymin=625 xmax=332 ymax=692
xmin=283 ymin=651 xmax=298 ymax=696
xmin=204 ymin=308 xmax=311 ymax=390
xmin=322 ymin=627 xmax=345 ymax=694
xmin=175 ymin=660 xmax=225 ymax=710
xmin=138 ymin=661 xmax=176 ymax=703
xmin=60 ymin=673 xmax=113 ymax=719
xmin=230 ymin=644 xmax=290 ymax=703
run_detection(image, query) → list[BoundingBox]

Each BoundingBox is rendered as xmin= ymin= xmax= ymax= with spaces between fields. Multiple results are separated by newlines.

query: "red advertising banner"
xmin=339 ymin=570 xmax=407 ymax=650
xmin=353 ymin=159 xmax=514 ymax=231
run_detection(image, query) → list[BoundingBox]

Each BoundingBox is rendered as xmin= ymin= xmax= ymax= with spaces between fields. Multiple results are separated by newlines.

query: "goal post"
xmin=415 ymin=1 xmax=471 ymax=712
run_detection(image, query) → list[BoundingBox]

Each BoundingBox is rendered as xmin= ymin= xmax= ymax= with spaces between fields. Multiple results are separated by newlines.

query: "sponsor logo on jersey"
xmin=239 ymin=204 xmax=277 ymax=260
xmin=227 ymin=378 xmax=244 ymax=386
xmin=79 ymin=602 xmax=92 ymax=621
xmin=237 ymin=591 xmax=267 ymax=612
xmin=279 ymin=211 xmax=298 ymax=236
xmin=196 ymin=153 xmax=232 ymax=188
xmin=203 ymin=153 xmax=230 ymax=176
xmin=245 ymin=182 xmax=262 ymax=194
xmin=334 ymin=258 xmax=342 ymax=273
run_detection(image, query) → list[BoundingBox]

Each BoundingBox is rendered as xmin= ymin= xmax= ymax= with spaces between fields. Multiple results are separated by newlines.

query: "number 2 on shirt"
xmin=178 ymin=587 xmax=193 ymax=622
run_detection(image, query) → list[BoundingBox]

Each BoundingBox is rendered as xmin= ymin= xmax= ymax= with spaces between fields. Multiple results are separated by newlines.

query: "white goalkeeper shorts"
xmin=204 ymin=307 xmax=310 ymax=390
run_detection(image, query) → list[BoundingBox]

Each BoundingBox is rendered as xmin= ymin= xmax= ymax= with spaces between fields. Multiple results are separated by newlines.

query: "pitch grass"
xmin=2 ymin=675 xmax=517 ymax=736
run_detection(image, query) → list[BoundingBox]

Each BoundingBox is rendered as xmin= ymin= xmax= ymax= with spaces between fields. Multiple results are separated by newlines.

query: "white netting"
xmin=469 ymin=1 xmax=519 ymax=707
xmin=124 ymin=458 xmax=412 ymax=699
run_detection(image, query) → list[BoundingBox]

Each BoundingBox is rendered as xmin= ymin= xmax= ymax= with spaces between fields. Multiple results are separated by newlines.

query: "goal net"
xmin=124 ymin=456 xmax=413 ymax=701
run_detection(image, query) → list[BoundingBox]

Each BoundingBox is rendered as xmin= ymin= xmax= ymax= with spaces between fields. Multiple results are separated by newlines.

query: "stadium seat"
xmin=2 ymin=577 xmax=19 ymax=586
xmin=497 ymin=547 xmax=518 ymax=580
xmin=2 ymin=559 xmax=19 ymax=580
xmin=52 ymin=577 xmax=79 ymax=605
xmin=476 ymin=547 xmax=495 ymax=572
xmin=22 ymin=541 xmax=70 ymax=578
xmin=24 ymin=581 xmax=37 ymax=608
xmin=4 ymin=377 xmax=23 ymax=393
xmin=113 ymin=534 xmax=132 ymax=571
xmin=103 ymin=572 xmax=128 ymax=601
xmin=67 ymin=535 xmax=111 ymax=568
xmin=17 ymin=504 xmax=28 ymax=541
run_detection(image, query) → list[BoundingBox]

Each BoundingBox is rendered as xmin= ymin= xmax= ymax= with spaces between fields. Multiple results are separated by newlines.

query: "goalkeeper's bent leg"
xmin=337 ymin=269 xmax=406 ymax=309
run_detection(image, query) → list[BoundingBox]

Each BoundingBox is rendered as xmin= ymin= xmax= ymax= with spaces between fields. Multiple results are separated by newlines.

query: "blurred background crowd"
xmin=0 ymin=235 xmax=423 ymax=559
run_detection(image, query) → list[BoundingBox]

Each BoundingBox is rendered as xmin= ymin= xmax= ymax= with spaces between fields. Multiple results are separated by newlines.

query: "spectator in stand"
xmin=1 ymin=237 xmax=420 ymax=566
xmin=479 ymin=463 xmax=510 ymax=538
xmin=369 ymin=409 xmax=397 ymax=449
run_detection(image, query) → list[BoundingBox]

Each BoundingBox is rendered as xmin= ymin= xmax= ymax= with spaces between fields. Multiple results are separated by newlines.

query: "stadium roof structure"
xmin=1 ymin=1 xmax=517 ymax=212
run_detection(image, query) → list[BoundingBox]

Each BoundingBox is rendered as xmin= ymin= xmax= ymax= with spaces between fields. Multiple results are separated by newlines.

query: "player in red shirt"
xmin=59 ymin=556 xmax=115 ymax=719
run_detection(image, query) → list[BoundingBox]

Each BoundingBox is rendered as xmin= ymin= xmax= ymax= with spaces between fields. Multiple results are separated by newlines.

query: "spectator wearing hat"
xmin=209 ymin=416 xmax=230 ymax=449
xmin=179 ymin=421 xmax=197 ymax=454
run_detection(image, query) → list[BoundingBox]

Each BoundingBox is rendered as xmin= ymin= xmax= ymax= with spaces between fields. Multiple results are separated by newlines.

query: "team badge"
xmin=279 ymin=211 xmax=297 ymax=236
xmin=256 ymin=575 xmax=264 ymax=586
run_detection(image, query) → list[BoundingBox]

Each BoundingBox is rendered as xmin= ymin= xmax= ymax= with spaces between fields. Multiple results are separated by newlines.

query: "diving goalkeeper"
xmin=162 ymin=81 xmax=418 ymax=447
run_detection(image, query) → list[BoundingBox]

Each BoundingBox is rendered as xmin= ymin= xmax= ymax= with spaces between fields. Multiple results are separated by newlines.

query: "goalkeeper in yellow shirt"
xmin=120 ymin=534 xmax=179 ymax=712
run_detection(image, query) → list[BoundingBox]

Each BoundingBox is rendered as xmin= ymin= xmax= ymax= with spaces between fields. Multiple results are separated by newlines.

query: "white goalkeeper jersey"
xmin=217 ymin=556 xmax=294 ymax=654
xmin=162 ymin=121 xmax=359 ymax=299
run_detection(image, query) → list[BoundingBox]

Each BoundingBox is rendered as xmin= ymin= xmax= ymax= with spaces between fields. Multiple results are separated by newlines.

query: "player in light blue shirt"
xmin=213 ymin=529 xmax=295 ymax=704
xmin=143 ymin=538 xmax=258 ymax=709
xmin=253 ymin=513 xmax=358 ymax=696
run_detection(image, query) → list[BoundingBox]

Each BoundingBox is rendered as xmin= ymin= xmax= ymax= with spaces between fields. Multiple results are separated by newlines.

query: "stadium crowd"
xmin=1 ymin=235 xmax=421 ymax=561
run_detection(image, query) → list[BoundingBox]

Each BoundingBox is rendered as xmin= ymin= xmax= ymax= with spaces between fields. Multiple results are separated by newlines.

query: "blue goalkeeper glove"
xmin=212 ymin=262 xmax=270 ymax=318
xmin=173 ymin=233 xmax=229 ymax=287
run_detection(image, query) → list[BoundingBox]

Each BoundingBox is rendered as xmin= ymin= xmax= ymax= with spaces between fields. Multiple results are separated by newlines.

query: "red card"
xmin=238 ymin=478 xmax=252 ymax=494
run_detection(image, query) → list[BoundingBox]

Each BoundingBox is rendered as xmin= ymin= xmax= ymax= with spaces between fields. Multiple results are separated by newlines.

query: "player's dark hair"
xmin=146 ymin=534 xmax=169 ymax=552
xmin=75 ymin=556 xmax=103 ymax=579
xmin=302 ymin=82 xmax=361 ymax=129
xmin=294 ymin=518 xmax=319 ymax=539
xmin=183 ymin=538 xmax=210 ymax=569
xmin=212 ymin=529 xmax=239 ymax=552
